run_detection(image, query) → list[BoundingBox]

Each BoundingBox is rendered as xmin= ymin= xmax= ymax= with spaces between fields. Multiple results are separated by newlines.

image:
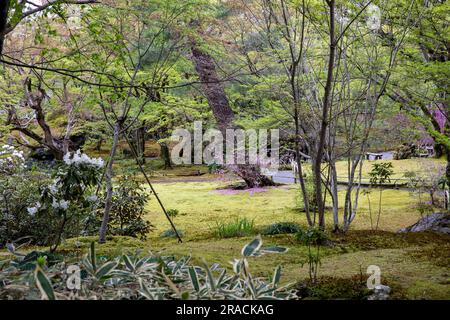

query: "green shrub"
xmin=166 ymin=209 xmax=179 ymax=219
xmin=295 ymin=226 xmax=329 ymax=283
xmin=262 ymin=222 xmax=301 ymax=235
xmin=0 ymin=171 xmax=50 ymax=246
xmin=108 ymin=176 xmax=153 ymax=240
xmin=0 ymin=149 xmax=105 ymax=249
xmin=212 ymin=218 xmax=256 ymax=238
xmin=85 ymin=175 xmax=153 ymax=240
xmin=295 ymin=226 xmax=328 ymax=245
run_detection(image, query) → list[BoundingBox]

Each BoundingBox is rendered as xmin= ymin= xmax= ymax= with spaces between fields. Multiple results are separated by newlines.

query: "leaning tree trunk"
xmin=190 ymin=45 xmax=235 ymax=132
xmin=190 ymin=43 xmax=274 ymax=187
xmin=99 ymin=120 xmax=121 ymax=243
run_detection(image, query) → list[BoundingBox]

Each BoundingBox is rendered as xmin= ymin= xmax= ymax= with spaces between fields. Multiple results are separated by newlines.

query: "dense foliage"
xmin=0 ymin=236 xmax=296 ymax=300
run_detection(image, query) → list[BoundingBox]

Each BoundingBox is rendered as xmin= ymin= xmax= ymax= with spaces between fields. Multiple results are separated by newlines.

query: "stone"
xmin=399 ymin=213 xmax=450 ymax=235
xmin=368 ymin=285 xmax=391 ymax=300
xmin=374 ymin=285 xmax=391 ymax=294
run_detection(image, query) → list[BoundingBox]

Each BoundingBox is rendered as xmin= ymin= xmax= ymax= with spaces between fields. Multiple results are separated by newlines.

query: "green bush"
xmin=108 ymin=176 xmax=153 ymax=240
xmin=86 ymin=175 xmax=154 ymax=240
xmin=166 ymin=209 xmax=179 ymax=219
xmin=212 ymin=218 xmax=256 ymax=238
xmin=262 ymin=222 xmax=301 ymax=235
xmin=295 ymin=226 xmax=329 ymax=245
xmin=0 ymin=171 xmax=50 ymax=246
xmin=1 ymin=149 xmax=105 ymax=249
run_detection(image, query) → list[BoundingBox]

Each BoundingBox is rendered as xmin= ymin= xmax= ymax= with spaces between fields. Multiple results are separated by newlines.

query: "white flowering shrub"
xmin=0 ymin=144 xmax=25 ymax=175
xmin=1 ymin=148 xmax=150 ymax=249
xmin=0 ymin=149 xmax=105 ymax=249
xmin=31 ymin=150 xmax=105 ymax=251
xmin=63 ymin=149 xmax=104 ymax=167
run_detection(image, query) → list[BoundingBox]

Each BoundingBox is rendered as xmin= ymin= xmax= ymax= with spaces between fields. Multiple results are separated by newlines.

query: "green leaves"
xmin=188 ymin=266 xmax=200 ymax=292
xmin=2 ymin=237 xmax=296 ymax=300
xmin=241 ymin=235 xmax=262 ymax=257
xmin=260 ymin=246 xmax=288 ymax=254
xmin=369 ymin=162 xmax=394 ymax=185
xmin=241 ymin=236 xmax=288 ymax=257
xmin=295 ymin=226 xmax=328 ymax=245
xmin=83 ymin=242 xmax=118 ymax=280
xmin=90 ymin=241 xmax=96 ymax=273
xmin=34 ymin=266 xmax=55 ymax=300
xmin=95 ymin=261 xmax=118 ymax=279
xmin=202 ymin=260 xmax=217 ymax=292
xmin=272 ymin=266 xmax=282 ymax=288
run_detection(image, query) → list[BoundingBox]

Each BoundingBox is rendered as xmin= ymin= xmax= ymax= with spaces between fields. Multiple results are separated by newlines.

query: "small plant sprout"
xmin=368 ymin=162 xmax=394 ymax=231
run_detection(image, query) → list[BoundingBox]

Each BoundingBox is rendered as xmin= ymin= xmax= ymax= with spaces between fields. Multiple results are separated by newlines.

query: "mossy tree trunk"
xmin=190 ymin=40 xmax=274 ymax=188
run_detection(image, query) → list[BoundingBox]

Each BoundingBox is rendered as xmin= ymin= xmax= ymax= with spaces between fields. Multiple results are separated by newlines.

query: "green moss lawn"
xmin=6 ymin=158 xmax=448 ymax=299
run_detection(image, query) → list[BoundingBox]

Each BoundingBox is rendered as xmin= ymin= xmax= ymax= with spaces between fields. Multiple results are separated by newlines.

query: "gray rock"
xmin=399 ymin=213 xmax=450 ymax=235
xmin=374 ymin=285 xmax=391 ymax=294
xmin=368 ymin=285 xmax=391 ymax=300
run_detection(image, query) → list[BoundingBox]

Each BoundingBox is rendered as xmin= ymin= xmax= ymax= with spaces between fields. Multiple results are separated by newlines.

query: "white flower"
xmin=52 ymin=199 xmax=69 ymax=210
xmin=63 ymin=150 xmax=104 ymax=168
xmin=27 ymin=207 xmax=38 ymax=216
xmin=52 ymin=198 xmax=59 ymax=209
xmin=0 ymin=144 xmax=26 ymax=174
xmin=49 ymin=181 xmax=59 ymax=194
xmin=59 ymin=200 xmax=69 ymax=210
xmin=63 ymin=152 xmax=72 ymax=165
xmin=93 ymin=157 xmax=104 ymax=167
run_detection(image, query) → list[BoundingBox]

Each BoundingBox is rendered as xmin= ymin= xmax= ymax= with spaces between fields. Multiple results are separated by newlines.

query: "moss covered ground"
xmin=4 ymin=158 xmax=448 ymax=299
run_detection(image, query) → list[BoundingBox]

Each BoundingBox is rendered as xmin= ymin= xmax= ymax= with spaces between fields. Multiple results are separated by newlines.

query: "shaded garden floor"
xmin=3 ymin=158 xmax=449 ymax=299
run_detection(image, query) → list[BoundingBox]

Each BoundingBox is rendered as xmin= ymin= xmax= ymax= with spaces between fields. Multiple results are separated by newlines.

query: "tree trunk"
xmin=190 ymin=45 xmax=235 ymax=134
xmin=190 ymin=42 xmax=274 ymax=187
xmin=314 ymin=0 xmax=336 ymax=229
xmin=133 ymin=125 xmax=146 ymax=164
xmin=95 ymin=138 xmax=103 ymax=151
xmin=329 ymin=160 xmax=339 ymax=231
xmin=0 ymin=0 xmax=9 ymax=55
xmin=20 ymin=80 xmax=66 ymax=160
xmin=99 ymin=120 xmax=121 ymax=244
xmin=160 ymin=142 xmax=172 ymax=169
xmin=445 ymin=143 xmax=450 ymax=191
